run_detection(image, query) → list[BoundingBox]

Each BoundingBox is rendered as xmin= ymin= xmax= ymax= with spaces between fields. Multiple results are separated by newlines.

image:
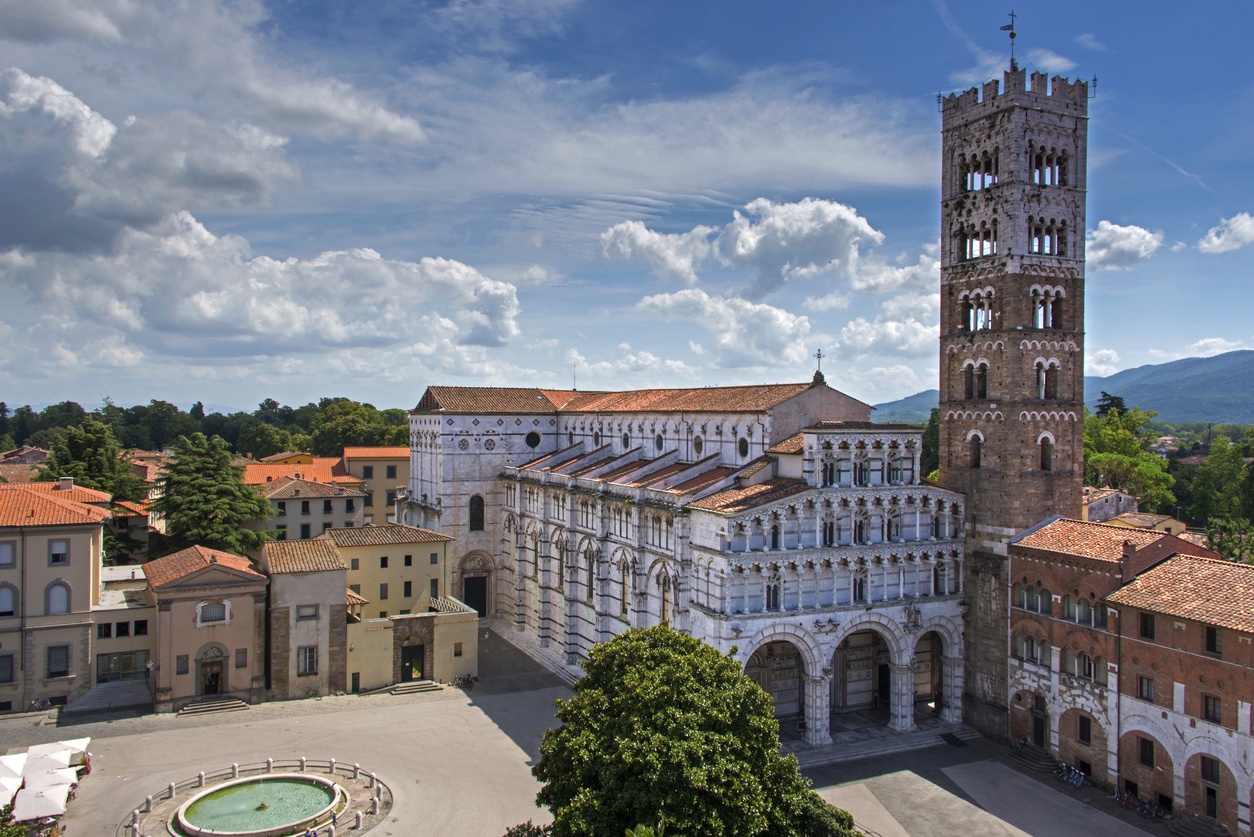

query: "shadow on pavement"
xmin=463 ymin=628 xmax=572 ymax=766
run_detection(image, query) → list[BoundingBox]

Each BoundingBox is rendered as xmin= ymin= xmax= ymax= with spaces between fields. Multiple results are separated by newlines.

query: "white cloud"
xmin=1087 ymin=348 xmax=1121 ymax=377
xmin=634 ymin=289 xmax=810 ymax=369
xmin=850 ymin=247 xmax=938 ymax=294
xmin=1026 ymin=49 xmax=1078 ymax=74
xmin=838 ymin=316 xmax=935 ymax=358
xmin=717 ymin=197 xmax=883 ymax=299
xmin=1147 ymin=337 xmax=1249 ymax=362
xmin=0 ymin=67 xmax=115 ymax=156
xmin=1086 ymin=220 xmax=1163 ymax=270
xmin=601 ymin=220 xmax=715 ymax=284
xmin=1 ymin=210 xmax=521 ymax=360
xmin=1074 ymin=33 xmax=1107 ymax=51
xmin=837 ymin=364 xmax=930 ymax=406
xmin=805 ymin=292 xmax=851 ymax=312
xmin=567 ymin=346 xmax=701 ymax=383
xmin=1198 ymin=212 xmax=1254 ymax=254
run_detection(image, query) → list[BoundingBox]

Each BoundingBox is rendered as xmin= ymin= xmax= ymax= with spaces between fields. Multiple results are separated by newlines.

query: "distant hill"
xmin=872 ymin=351 xmax=1254 ymax=425
xmin=872 ymin=389 xmax=938 ymax=423
xmin=1084 ymin=350 xmax=1254 ymax=424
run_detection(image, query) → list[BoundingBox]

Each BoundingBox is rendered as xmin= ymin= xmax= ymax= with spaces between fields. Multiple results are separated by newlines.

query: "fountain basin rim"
xmin=173 ymin=773 xmax=344 ymax=837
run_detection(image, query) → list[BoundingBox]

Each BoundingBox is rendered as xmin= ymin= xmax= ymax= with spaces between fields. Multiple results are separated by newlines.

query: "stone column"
xmin=889 ymin=661 xmax=917 ymax=732
xmin=940 ymin=654 xmax=964 ymax=724
xmin=803 ymin=672 xmax=833 ymax=746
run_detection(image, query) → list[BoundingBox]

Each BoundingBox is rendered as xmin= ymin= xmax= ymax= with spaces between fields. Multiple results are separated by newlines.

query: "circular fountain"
xmin=174 ymin=774 xmax=346 ymax=837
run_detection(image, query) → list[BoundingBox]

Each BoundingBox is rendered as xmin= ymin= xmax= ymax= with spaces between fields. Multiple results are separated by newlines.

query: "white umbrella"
xmin=22 ymin=751 xmax=71 ymax=774
xmin=23 ymin=768 xmax=78 ymax=789
xmin=0 ymin=754 xmax=25 ymax=779
xmin=26 ymin=739 xmax=90 ymax=761
xmin=0 ymin=776 xmax=21 ymax=808
xmin=11 ymin=784 xmax=70 ymax=821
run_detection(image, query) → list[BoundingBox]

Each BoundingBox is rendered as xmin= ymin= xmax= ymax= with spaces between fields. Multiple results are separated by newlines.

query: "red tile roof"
xmin=259 ymin=451 xmax=311 ymax=463
xmin=346 ymin=588 xmax=369 ymax=606
xmin=143 ymin=545 xmax=265 ymax=588
xmin=341 ymin=447 xmax=410 ymax=459
xmin=687 ymin=478 xmax=809 ymax=513
xmin=0 ymin=486 xmax=112 ymax=528
xmin=111 ymin=499 xmax=150 ymax=517
xmin=1012 ymin=518 xmax=1169 ymax=563
xmin=260 ymin=477 xmax=365 ymax=500
xmin=1107 ymin=554 xmax=1254 ymax=633
xmin=1109 ymin=512 xmax=1175 ymax=528
xmin=242 ymin=459 xmax=360 ymax=486
xmin=0 ymin=463 xmax=39 ymax=484
xmin=263 ymin=539 xmax=346 ymax=574
xmin=415 ymin=382 xmax=822 ymax=415
xmin=767 ymin=433 xmax=805 ymax=454
xmin=319 ymin=523 xmax=454 ymax=548
xmin=21 ymin=481 xmax=113 ymax=505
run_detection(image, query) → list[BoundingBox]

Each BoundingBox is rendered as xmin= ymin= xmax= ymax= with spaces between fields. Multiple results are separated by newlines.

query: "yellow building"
xmin=341 ymin=447 xmax=410 ymax=524
xmin=0 ymin=482 xmax=109 ymax=710
xmin=322 ymin=523 xmax=453 ymax=618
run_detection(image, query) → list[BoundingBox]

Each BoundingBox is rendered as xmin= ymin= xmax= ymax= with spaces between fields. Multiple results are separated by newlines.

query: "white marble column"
xmin=889 ymin=661 xmax=917 ymax=732
xmin=804 ymin=672 xmax=834 ymax=746
xmin=940 ymin=653 xmax=964 ymax=723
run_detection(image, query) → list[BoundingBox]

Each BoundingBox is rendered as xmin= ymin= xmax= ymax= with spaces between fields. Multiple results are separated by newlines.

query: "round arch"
xmin=194 ymin=642 xmax=230 ymax=698
xmin=455 ymin=550 xmax=494 ymax=618
xmin=742 ymin=633 xmax=816 ymax=720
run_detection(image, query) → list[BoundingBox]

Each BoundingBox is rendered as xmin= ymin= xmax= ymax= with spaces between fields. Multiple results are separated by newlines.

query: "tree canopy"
xmin=152 ymin=433 xmax=272 ymax=555
xmin=37 ymin=418 xmax=148 ymax=502
xmin=1083 ymin=406 xmax=1175 ymax=512
xmin=517 ymin=625 xmax=855 ymax=837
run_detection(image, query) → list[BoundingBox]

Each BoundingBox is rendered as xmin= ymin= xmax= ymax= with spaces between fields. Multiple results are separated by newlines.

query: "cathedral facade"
xmin=403 ymin=379 xmax=967 ymax=744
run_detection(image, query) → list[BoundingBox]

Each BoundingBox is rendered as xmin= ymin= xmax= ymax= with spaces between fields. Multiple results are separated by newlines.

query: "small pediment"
xmin=155 ymin=565 xmax=266 ymax=592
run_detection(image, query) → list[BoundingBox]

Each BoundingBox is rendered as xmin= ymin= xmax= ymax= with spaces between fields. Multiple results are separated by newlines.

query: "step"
xmin=178 ymin=698 xmax=250 ymax=716
xmin=1169 ymin=816 xmax=1231 ymax=837
xmin=390 ymin=681 xmax=442 ymax=695
xmin=1006 ymin=745 xmax=1058 ymax=773
xmin=62 ymin=680 xmax=153 ymax=714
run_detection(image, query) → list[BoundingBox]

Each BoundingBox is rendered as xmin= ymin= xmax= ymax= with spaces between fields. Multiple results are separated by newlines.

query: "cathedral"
xmin=402 ymin=66 xmax=1089 ymax=747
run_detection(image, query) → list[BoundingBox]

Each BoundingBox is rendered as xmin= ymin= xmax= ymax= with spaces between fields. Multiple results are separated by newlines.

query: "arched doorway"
xmin=1118 ymin=730 xmax=1174 ymax=809
xmin=831 ymin=629 xmax=893 ymax=721
xmin=1009 ymin=689 xmax=1047 ymax=747
xmin=458 ymin=552 xmax=493 ymax=617
xmin=196 ymin=645 xmax=228 ymax=697
xmin=744 ymin=640 xmax=805 ymax=718
xmin=1058 ymin=708 xmax=1107 ymax=784
xmin=1187 ymin=752 xmax=1236 ymax=831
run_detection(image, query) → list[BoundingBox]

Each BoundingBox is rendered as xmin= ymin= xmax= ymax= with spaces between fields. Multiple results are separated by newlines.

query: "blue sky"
xmin=1 ymin=0 xmax=1251 ymax=413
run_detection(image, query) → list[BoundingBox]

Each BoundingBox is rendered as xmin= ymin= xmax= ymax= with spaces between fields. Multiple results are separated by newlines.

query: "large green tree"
xmin=152 ymin=433 xmax=272 ymax=555
xmin=519 ymin=626 xmax=855 ymax=837
xmin=1083 ymin=407 xmax=1175 ymax=512
xmin=1189 ymin=435 xmax=1249 ymax=524
xmin=38 ymin=418 xmax=148 ymax=502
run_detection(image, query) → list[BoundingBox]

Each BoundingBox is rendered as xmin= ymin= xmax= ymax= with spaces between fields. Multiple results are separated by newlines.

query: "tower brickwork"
xmin=938 ymin=68 xmax=1088 ymax=737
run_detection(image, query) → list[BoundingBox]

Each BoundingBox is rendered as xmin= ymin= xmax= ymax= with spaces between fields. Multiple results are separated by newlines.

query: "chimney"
xmin=58 ymin=476 xmax=73 ymax=492
xmin=1121 ymin=539 xmax=1137 ymax=582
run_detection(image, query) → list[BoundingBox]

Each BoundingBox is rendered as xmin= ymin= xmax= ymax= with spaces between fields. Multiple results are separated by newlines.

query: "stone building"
xmin=938 ymin=67 xmax=1090 ymax=738
xmin=260 ymin=539 xmax=349 ymax=700
xmin=404 ymin=378 xmax=967 ymax=745
xmin=1004 ymin=517 xmax=1254 ymax=831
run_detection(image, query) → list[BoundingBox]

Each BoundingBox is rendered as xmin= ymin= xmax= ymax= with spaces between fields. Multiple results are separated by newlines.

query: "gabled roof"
xmin=687 ymin=478 xmax=809 ymax=513
xmin=263 ymin=539 xmax=346 ymax=574
xmin=1011 ymin=518 xmax=1170 ymax=563
xmin=319 ymin=523 xmax=454 ymax=548
xmin=143 ymin=546 xmax=265 ymax=588
xmin=1107 ymin=554 xmax=1254 ymax=633
xmin=260 ymin=477 xmax=365 ymax=500
xmin=242 ymin=459 xmax=359 ymax=486
xmin=341 ymin=447 xmax=410 ymax=459
xmin=111 ymin=499 xmax=150 ymax=517
xmin=767 ymin=433 xmax=805 ymax=454
xmin=20 ymin=481 xmax=113 ymax=505
xmin=0 ymin=463 xmax=39 ymax=484
xmin=346 ymin=588 xmax=369 ymax=606
xmin=0 ymin=445 xmax=49 ymax=463
xmin=414 ymin=382 xmax=827 ymax=415
xmin=259 ymin=451 xmax=310 ymax=463
xmin=1109 ymin=512 xmax=1175 ymax=528
xmin=0 ymin=486 xmax=111 ymax=528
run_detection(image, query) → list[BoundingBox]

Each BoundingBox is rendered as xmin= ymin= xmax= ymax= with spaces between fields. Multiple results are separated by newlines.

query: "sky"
xmin=1 ymin=1 xmax=1252 ymax=414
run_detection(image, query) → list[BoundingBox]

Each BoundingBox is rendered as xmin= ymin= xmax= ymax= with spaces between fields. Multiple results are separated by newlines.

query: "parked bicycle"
xmin=452 ymin=674 xmax=476 ymax=689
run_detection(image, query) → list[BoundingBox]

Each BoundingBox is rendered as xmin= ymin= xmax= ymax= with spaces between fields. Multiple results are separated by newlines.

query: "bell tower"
xmin=938 ymin=67 xmax=1088 ymax=736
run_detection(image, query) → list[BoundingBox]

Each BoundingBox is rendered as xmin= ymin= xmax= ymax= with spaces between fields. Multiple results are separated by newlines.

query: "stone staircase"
xmin=1006 ymin=743 xmax=1058 ymax=774
xmin=62 ymin=679 xmax=153 ymax=716
xmin=1169 ymin=816 xmax=1231 ymax=837
xmin=390 ymin=680 xmax=442 ymax=696
xmin=794 ymin=722 xmax=981 ymax=768
xmin=177 ymin=697 xmax=250 ymax=717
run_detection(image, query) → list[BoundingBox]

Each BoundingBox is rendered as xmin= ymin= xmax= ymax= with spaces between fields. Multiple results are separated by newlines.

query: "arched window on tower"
xmin=1039 ymin=435 xmax=1054 ymax=472
xmin=1036 ymin=361 xmax=1060 ymax=400
xmin=968 ymin=434 xmax=982 ymax=469
xmin=974 ymin=363 xmax=988 ymax=399
xmin=469 ymin=495 xmax=485 ymax=531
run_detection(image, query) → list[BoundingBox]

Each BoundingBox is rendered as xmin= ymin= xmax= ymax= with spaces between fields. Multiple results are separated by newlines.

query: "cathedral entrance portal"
xmin=744 ymin=641 xmax=804 ymax=718
xmin=831 ymin=630 xmax=891 ymax=721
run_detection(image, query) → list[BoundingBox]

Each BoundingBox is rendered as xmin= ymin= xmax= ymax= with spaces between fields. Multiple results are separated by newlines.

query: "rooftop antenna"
xmin=1000 ymin=11 xmax=1017 ymax=71
xmin=572 ymin=363 xmax=577 ymax=391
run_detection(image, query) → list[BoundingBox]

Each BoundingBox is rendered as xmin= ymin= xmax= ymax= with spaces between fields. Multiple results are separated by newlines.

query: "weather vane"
xmin=1001 ymin=11 xmax=1017 ymax=71
xmin=814 ymin=349 xmax=824 ymax=373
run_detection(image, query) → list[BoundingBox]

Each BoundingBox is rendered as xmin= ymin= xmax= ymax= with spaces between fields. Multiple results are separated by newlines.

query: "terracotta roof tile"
xmin=346 ymin=588 xmax=369 ymax=606
xmin=668 ymin=465 xmax=736 ymax=494
xmin=1012 ymin=518 xmax=1166 ymax=563
xmin=111 ymin=499 xmax=150 ymax=517
xmin=263 ymin=539 xmax=346 ymax=574
xmin=319 ymin=523 xmax=454 ymax=547
xmin=0 ymin=463 xmax=39 ymax=484
xmin=767 ymin=433 xmax=804 ymax=454
xmin=21 ymin=481 xmax=113 ymax=505
xmin=341 ymin=447 xmax=410 ymax=459
xmin=1110 ymin=512 xmax=1174 ymax=528
xmin=261 ymin=477 xmax=365 ymax=500
xmin=143 ymin=545 xmax=265 ymax=588
xmin=1107 ymin=554 xmax=1254 ymax=633
xmin=242 ymin=460 xmax=360 ymax=486
xmin=687 ymin=478 xmax=809 ymax=513
xmin=0 ymin=486 xmax=112 ymax=527
xmin=259 ymin=451 xmax=310 ymax=463
xmin=415 ymin=382 xmax=822 ymax=415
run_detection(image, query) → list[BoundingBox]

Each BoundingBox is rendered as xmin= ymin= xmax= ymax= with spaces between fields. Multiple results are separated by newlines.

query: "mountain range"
xmin=871 ymin=350 xmax=1254 ymax=425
